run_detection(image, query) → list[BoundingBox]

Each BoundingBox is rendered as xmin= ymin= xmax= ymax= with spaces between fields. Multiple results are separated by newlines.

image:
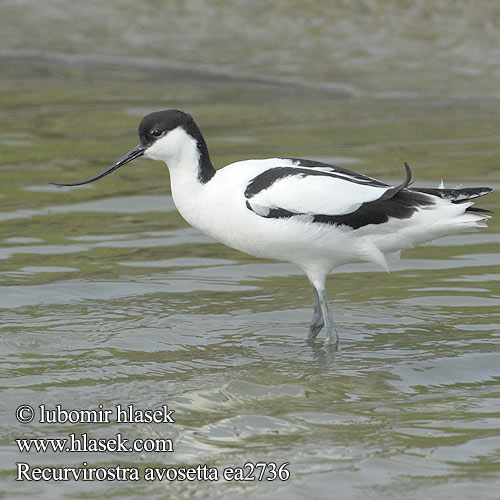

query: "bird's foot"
xmin=304 ymin=334 xmax=316 ymax=345
xmin=307 ymin=286 xmax=324 ymax=343
xmin=323 ymin=326 xmax=339 ymax=347
xmin=305 ymin=322 xmax=324 ymax=343
xmin=304 ymin=327 xmax=338 ymax=348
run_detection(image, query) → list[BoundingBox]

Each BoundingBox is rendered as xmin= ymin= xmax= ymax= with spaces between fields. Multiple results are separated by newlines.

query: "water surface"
xmin=1 ymin=12 xmax=500 ymax=499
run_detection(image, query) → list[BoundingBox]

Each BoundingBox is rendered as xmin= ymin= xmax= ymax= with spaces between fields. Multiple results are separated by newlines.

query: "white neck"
xmin=144 ymin=127 xmax=214 ymax=230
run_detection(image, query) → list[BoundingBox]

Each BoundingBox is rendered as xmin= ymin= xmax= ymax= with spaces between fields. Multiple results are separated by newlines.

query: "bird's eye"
xmin=151 ymin=129 xmax=163 ymax=137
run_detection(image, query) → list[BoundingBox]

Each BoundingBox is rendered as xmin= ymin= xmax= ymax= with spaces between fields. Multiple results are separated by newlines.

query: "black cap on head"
xmin=138 ymin=109 xmax=215 ymax=183
xmin=138 ymin=109 xmax=194 ymax=148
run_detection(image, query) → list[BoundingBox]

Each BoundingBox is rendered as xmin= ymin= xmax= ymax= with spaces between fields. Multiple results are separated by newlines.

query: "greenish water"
xmin=1 ymin=50 xmax=500 ymax=500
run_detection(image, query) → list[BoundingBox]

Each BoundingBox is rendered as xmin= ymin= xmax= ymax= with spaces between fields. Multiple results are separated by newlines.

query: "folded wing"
xmin=244 ymin=161 xmax=431 ymax=230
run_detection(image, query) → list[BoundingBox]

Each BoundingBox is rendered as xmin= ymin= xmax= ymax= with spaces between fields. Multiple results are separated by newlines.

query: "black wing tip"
xmin=412 ymin=185 xmax=494 ymax=202
xmin=466 ymin=206 xmax=493 ymax=214
xmin=463 ymin=186 xmax=494 ymax=196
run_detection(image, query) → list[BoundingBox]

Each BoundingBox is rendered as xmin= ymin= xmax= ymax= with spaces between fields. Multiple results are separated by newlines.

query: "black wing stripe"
xmin=311 ymin=190 xmax=434 ymax=229
xmin=246 ymin=185 xmax=435 ymax=230
xmin=245 ymin=166 xmax=385 ymax=199
xmin=289 ymin=158 xmax=388 ymax=186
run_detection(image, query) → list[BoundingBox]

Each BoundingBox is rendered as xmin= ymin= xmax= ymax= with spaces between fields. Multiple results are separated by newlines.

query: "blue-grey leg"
xmin=305 ymin=286 xmax=324 ymax=342
xmin=317 ymin=287 xmax=338 ymax=346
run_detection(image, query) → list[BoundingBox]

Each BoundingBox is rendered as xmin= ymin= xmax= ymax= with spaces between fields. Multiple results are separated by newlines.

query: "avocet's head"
xmin=139 ymin=109 xmax=202 ymax=162
xmin=52 ymin=109 xmax=213 ymax=187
